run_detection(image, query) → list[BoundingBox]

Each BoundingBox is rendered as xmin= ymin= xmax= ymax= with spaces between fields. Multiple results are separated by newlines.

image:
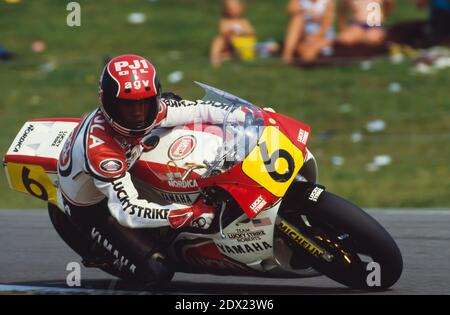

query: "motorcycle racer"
xmin=55 ymin=54 xmax=246 ymax=284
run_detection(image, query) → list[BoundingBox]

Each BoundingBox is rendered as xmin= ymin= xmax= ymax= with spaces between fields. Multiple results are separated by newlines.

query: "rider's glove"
xmin=167 ymin=200 xmax=215 ymax=230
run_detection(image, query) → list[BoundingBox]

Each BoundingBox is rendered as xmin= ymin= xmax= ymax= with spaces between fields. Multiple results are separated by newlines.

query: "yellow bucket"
xmin=231 ymin=36 xmax=257 ymax=61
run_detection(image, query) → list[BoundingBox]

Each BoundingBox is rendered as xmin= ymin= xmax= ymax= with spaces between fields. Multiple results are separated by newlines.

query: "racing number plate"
xmin=242 ymin=126 xmax=304 ymax=197
xmin=5 ymin=162 xmax=57 ymax=205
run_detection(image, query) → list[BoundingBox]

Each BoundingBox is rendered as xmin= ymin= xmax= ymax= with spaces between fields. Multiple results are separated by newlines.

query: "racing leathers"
xmin=57 ymin=98 xmax=245 ymax=228
xmin=55 ymin=97 xmax=245 ymax=283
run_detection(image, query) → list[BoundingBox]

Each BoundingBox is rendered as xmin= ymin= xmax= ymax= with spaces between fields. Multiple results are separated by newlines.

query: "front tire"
xmin=278 ymin=189 xmax=403 ymax=290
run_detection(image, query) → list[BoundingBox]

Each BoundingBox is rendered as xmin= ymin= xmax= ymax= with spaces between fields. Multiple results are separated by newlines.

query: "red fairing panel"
xmin=265 ymin=111 xmax=311 ymax=156
xmin=198 ymin=165 xmax=280 ymax=219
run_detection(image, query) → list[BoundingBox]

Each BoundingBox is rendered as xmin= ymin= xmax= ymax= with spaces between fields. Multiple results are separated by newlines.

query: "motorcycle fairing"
xmin=4 ymin=119 xmax=80 ymax=205
xmin=198 ymin=123 xmax=310 ymax=219
xmin=241 ymin=125 xmax=305 ymax=197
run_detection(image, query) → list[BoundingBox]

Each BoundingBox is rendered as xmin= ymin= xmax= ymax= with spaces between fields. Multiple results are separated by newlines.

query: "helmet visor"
xmin=112 ymin=96 xmax=159 ymax=131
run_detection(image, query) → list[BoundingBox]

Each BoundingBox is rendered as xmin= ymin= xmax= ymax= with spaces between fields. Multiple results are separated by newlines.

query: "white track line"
xmin=0 ymin=284 xmax=148 ymax=295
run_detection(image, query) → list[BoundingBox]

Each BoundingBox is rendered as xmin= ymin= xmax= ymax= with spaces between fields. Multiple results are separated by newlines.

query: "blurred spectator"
xmin=282 ymin=0 xmax=335 ymax=63
xmin=0 ymin=45 xmax=14 ymax=61
xmin=418 ymin=0 xmax=450 ymax=41
xmin=337 ymin=0 xmax=395 ymax=46
xmin=387 ymin=0 xmax=450 ymax=48
xmin=210 ymin=0 xmax=256 ymax=67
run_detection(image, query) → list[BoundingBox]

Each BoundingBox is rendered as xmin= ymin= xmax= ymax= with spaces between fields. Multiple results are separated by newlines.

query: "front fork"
xmin=296 ymin=148 xmax=319 ymax=184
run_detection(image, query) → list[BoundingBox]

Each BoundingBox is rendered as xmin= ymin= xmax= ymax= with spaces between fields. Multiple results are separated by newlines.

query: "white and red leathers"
xmin=57 ymin=98 xmax=245 ymax=229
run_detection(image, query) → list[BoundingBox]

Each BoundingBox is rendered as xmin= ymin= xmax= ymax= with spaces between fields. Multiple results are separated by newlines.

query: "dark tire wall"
xmin=279 ymin=189 xmax=403 ymax=290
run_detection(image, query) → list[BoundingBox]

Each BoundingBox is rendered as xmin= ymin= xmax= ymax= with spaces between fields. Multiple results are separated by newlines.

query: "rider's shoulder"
xmin=84 ymin=110 xmax=128 ymax=180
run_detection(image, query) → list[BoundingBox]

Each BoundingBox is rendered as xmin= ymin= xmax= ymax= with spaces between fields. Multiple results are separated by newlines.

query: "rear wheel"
xmin=278 ymin=190 xmax=403 ymax=290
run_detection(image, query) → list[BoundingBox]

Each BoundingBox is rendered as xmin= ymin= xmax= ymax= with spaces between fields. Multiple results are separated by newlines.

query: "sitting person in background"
xmin=337 ymin=0 xmax=395 ymax=46
xmin=282 ymin=0 xmax=335 ymax=63
xmin=417 ymin=0 xmax=450 ymax=42
xmin=210 ymin=0 xmax=256 ymax=67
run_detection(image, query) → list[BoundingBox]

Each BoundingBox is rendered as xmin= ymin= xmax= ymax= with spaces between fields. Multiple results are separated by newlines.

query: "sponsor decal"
xmin=159 ymin=191 xmax=197 ymax=205
xmin=112 ymin=181 xmax=170 ymax=219
xmin=89 ymin=114 xmax=105 ymax=133
xmin=297 ymin=129 xmax=309 ymax=145
xmin=168 ymin=135 xmax=196 ymax=160
xmin=252 ymin=217 xmax=272 ymax=227
xmin=124 ymin=80 xmax=151 ymax=91
xmin=112 ymin=59 xmax=152 ymax=92
xmin=91 ymin=227 xmax=136 ymax=274
xmin=51 ymin=131 xmax=68 ymax=147
xmin=60 ymin=132 xmax=74 ymax=167
xmin=249 ymin=195 xmax=267 ymax=214
xmin=89 ymin=135 xmax=105 ymax=149
xmin=164 ymin=100 xmax=238 ymax=112
xmin=59 ymin=120 xmax=86 ymax=176
xmin=113 ymin=59 xmax=149 ymax=76
xmin=167 ymin=178 xmax=198 ymax=189
xmin=308 ymin=187 xmax=324 ymax=203
xmin=226 ymin=228 xmax=266 ymax=243
xmin=209 ymin=101 xmax=239 ymax=112
xmin=13 ymin=124 xmax=34 ymax=153
xmin=216 ymin=241 xmax=273 ymax=255
xmin=278 ymin=219 xmax=324 ymax=257
xmin=100 ymin=159 xmax=124 ymax=173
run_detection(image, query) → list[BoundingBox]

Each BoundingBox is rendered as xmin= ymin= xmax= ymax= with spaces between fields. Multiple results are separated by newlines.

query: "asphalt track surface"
xmin=1 ymin=209 xmax=449 ymax=295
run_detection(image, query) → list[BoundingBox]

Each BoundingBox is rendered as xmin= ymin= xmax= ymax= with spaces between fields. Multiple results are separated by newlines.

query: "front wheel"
xmin=278 ymin=187 xmax=403 ymax=290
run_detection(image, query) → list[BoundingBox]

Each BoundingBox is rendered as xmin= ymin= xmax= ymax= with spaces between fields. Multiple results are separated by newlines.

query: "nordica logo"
xmin=167 ymin=179 xmax=198 ymax=189
xmin=13 ymin=125 xmax=34 ymax=153
xmin=308 ymin=187 xmax=324 ymax=203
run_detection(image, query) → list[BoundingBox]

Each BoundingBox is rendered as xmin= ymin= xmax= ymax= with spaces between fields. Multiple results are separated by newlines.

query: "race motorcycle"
xmin=3 ymin=82 xmax=402 ymax=290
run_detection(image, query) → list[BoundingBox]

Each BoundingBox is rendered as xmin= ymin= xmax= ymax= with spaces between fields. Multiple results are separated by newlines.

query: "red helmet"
xmin=99 ymin=54 xmax=161 ymax=137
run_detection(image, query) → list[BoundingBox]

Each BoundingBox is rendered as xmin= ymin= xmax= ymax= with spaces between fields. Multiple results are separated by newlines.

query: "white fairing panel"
xmin=7 ymin=121 xmax=78 ymax=161
xmin=170 ymin=202 xmax=319 ymax=277
xmin=140 ymin=125 xmax=224 ymax=173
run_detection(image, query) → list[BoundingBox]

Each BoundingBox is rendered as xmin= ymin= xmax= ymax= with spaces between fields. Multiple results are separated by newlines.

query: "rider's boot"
xmin=139 ymin=252 xmax=174 ymax=287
